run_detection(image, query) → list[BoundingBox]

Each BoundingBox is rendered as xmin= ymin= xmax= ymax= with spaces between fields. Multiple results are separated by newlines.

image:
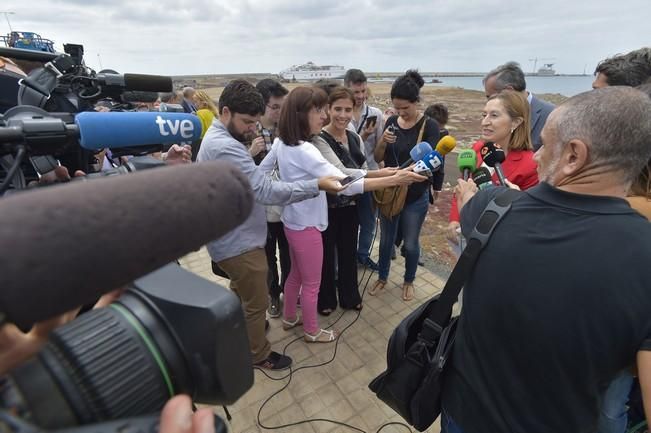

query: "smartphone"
xmin=339 ymin=173 xmax=365 ymax=188
xmin=365 ymin=115 xmax=378 ymax=128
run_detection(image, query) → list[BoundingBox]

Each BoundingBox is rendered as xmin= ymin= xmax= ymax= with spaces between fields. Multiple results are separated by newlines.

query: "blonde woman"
xmin=193 ymin=90 xmax=219 ymax=138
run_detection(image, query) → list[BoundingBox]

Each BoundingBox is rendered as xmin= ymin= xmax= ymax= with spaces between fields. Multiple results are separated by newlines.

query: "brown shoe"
xmin=402 ymin=282 xmax=414 ymax=301
xmin=369 ymin=279 xmax=386 ymax=296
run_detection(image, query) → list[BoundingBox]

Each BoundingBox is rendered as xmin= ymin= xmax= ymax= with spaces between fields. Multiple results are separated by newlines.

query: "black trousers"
xmin=318 ymin=205 xmax=362 ymax=311
xmin=265 ymin=221 xmax=291 ymax=298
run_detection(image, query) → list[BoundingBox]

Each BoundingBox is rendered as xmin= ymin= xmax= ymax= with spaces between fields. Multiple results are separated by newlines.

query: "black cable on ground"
xmin=245 ymin=218 xmax=413 ymax=433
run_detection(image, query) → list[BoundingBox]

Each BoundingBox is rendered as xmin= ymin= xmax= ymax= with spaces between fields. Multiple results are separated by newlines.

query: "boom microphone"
xmin=457 ymin=149 xmax=477 ymax=180
xmin=472 ymin=167 xmax=493 ymax=190
xmin=481 ymin=141 xmax=507 ymax=186
xmin=0 ymin=161 xmax=254 ymax=331
xmin=76 ymin=111 xmax=202 ymax=150
xmin=95 ymin=73 xmax=173 ymax=93
xmin=399 ymin=141 xmax=433 ymax=169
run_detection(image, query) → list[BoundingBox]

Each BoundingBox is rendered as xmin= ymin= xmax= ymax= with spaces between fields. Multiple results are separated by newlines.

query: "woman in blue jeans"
xmin=370 ymin=70 xmax=441 ymax=301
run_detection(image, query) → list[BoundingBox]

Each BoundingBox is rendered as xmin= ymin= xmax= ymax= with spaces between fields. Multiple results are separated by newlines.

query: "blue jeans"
xmin=441 ymin=409 xmax=466 ymax=433
xmin=597 ymin=371 xmax=635 ymax=433
xmin=356 ymin=191 xmax=377 ymax=262
xmin=378 ymin=191 xmax=429 ymax=282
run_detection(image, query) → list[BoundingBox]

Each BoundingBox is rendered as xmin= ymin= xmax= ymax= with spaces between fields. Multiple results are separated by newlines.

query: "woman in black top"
xmin=371 ymin=70 xmax=440 ymax=301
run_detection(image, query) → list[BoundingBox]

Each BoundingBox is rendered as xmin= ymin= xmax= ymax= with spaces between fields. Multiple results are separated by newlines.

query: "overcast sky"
xmin=2 ymin=0 xmax=648 ymax=76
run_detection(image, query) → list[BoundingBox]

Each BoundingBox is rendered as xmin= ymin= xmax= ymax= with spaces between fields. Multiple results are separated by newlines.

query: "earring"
xmin=510 ymin=127 xmax=515 ymax=134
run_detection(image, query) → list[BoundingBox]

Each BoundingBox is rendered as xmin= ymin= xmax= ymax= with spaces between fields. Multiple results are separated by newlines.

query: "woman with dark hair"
xmin=371 ymin=70 xmax=441 ymax=301
xmin=266 ymin=86 xmax=425 ymax=342
xmin=446 ymin=90 xmax=538 ymax=249
xmin=312 ymin=86 xmax=400 ymax=315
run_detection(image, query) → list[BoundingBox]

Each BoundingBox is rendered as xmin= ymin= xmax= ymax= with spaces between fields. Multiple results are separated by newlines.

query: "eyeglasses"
xmin=267 ymin=104 xmax=282 ymax=111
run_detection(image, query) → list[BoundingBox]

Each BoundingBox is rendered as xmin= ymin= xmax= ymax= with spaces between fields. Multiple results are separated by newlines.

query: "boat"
xmin=536 ymin=63 xmax=556 ymax=76
xmin=0 ymin=31 xmax=55 ymax=53
xmin=279 ymin=61 xmax=345 ymax=81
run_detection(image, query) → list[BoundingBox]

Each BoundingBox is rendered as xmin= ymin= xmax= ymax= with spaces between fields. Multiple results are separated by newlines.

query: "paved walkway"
xmin=179 ymin=245 xmax=449 ymax=433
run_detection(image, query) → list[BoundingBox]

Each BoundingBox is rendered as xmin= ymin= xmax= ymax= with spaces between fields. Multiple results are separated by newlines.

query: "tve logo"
xmin=155 ymin=115 xmax=195 ymax=139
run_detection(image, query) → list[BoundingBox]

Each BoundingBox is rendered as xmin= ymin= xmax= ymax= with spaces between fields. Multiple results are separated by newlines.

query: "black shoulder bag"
xmin=368 ymin=188 xmax=523 ymax=431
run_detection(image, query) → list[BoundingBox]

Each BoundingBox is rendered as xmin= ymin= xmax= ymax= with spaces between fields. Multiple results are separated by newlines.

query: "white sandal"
xmin=282 ymin=316 xmax=303 ymax=331
xmin=304 ymin=328 xmax=338 ymax=343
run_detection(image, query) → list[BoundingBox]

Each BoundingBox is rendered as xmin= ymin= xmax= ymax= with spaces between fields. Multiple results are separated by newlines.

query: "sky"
xmin=2 ymin=0 xmax=649 ymax=76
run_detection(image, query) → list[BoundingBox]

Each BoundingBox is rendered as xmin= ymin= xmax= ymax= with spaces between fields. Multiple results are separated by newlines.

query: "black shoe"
xmin=254 ymin=351 xmax=292 ymax=370
xmin=267 ymin=296 xmax=281 ymax=318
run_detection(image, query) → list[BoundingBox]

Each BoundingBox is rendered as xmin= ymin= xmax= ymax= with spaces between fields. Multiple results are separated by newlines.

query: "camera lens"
xmin=1 ymin=264 xmax=253 ymax=429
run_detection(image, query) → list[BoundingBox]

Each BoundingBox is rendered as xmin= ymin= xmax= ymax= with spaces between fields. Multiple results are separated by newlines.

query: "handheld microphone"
xmin=481 ymin=141 xmax=507 ymax=186
xmin=95 ymin=73 xmax=173 ymax=93
xmin=399 ymin=141 xmax=433 ymax=169
xmin=435 ymin=135 xmax=457 ymax=156
xmin=472 ymin=167 xmax=493 ymax=190
xmin=457 ymin=149 xmax=477 ymax=180
xmin=413 ymin=150 xmax=444 ymax=176
xmin=0 ymin=160 xmax=254 ymax=331
xmin=76 ymin=111 xmax=202 ymax=150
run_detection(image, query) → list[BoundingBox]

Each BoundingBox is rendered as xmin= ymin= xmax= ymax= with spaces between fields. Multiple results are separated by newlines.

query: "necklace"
xmin=324 ymin=126 xmax=347 ymax=144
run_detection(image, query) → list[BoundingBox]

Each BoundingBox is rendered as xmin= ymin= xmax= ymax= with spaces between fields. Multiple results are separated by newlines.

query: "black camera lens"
xmin=1 ymin=264 xmax=253 ymax=429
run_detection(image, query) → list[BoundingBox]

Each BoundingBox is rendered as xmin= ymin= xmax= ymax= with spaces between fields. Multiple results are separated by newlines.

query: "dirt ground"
xmin=195 ymin=80 xmax=566 ymax=278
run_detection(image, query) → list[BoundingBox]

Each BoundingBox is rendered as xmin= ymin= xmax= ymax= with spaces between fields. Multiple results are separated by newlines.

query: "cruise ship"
xmin=279 ymin=61 xmax=345 ymax=81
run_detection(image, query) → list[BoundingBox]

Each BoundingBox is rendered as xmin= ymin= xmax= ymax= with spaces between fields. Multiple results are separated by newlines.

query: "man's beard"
xmin=539 ymin=153 xmax=562 ymax=185
xmin=225 ymin=120 xmax=253 ymax=144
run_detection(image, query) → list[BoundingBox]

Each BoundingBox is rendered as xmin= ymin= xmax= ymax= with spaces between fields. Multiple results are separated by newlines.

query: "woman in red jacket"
xmin=447 ymin=90 xmax=539 ymax=246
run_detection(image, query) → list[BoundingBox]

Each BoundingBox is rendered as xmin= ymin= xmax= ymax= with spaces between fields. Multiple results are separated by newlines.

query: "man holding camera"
xmin=197 ymin=80 xmax=342 ymax=370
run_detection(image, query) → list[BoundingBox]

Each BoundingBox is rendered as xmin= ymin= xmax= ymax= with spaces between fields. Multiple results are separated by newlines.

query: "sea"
xmin=371 ymin=75 xmax=596 ymax=97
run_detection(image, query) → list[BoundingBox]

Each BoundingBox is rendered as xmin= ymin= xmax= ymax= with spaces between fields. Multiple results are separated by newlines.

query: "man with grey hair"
xmin=441 ymin=87 xmax=651 ymax=433
xmin=483 ymin=61 xmax=555 ymax=151
xmin=181 ymin=86 xmax=197 ymax=113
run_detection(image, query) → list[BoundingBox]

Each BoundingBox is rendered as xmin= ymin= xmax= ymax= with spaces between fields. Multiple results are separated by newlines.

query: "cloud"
xmin=1 ymin=0 xmax=648 ymax=75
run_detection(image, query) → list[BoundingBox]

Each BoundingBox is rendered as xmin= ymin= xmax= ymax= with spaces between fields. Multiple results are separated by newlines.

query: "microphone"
xmin=472 ymin=167 xmax=494 ymax=190
xmin=399 ymin=141 xmax=433 ymax=169
xmin=0 ymin=161 xmax=254 ymax=331
xmin=413 ymin=150 xmax=444 ymax=176
xmin=435 ymin=135 xmax=457 ymax=156
xmin=95 ymin=73 xmax=173 ymax=93
xmin=481 ymin=141 xmax=507 ymax=186
xmin=76 ymin=111 xmax=202 ymax=150
xmin=457 ymin=149 xmax=477 ymax=180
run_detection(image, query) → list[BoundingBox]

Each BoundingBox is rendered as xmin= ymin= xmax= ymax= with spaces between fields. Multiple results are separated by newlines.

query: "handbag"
xmin=368 ymin=188 xmax=523 ymax=431
xmin=372 ymin=116 xmax=427 ymax=219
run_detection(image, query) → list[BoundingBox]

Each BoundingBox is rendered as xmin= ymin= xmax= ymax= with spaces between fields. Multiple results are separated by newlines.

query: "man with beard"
xmin=197 ymin=80 xmax=342 ymax=370
xmin=441 ymin=87 xmax=651 ymax=433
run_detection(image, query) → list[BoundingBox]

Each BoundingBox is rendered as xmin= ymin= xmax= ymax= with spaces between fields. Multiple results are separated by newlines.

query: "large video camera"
xmin=0 ymin=43 xmax=191 ymax=191
xmin=1 ymin=264 xmax=253 ymax=433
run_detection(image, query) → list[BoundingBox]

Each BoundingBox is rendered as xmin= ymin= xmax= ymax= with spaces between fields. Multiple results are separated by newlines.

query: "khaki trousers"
xmin=217 ymin=248 xmax=271 ymax=364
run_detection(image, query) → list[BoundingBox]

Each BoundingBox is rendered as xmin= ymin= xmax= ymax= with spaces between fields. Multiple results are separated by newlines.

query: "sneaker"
xmin=267 ymin=296 xmax=281 ymax=318
xmin=254 ymin=351 xmax=292 ymax=370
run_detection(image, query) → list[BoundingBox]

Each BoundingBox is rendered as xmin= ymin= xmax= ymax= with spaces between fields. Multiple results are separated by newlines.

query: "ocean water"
xmin=422 ymin=75 xmax=596 ymax=97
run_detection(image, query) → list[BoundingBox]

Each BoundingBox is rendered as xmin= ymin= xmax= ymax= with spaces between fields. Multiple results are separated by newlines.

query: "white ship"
xmin=279 ymin=61 xmax=345 ymax=81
